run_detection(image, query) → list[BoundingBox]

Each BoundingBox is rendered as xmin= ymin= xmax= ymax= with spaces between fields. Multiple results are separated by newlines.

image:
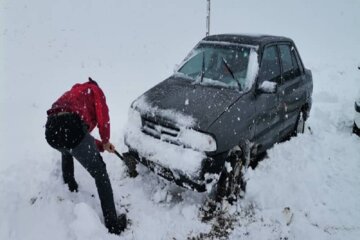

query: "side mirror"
xmin=257 ymin=80 xmax=278 ymax=94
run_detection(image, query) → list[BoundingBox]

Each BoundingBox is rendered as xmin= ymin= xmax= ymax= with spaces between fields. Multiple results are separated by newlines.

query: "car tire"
xmin=294 ymin=111 xmax=305 ymax=136
xmin=215 ymin=148 xmax=246 ymax=204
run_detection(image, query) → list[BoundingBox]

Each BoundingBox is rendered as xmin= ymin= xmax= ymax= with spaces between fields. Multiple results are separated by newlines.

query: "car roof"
xmin=202 ymin=34 xmax=293 ymax=48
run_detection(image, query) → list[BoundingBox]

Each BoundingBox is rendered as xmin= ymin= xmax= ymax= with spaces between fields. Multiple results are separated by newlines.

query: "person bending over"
xmin=45 ymin=77 xmax=126 ymax=235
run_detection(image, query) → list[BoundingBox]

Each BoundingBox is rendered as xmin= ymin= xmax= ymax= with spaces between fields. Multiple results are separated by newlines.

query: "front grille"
xmin=142 ymin=117 xmax=181 ymax=145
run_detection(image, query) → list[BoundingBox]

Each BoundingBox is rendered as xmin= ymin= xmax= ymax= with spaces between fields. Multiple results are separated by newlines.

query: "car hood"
xmin=133 ymin=76 xmax=242 ymax=130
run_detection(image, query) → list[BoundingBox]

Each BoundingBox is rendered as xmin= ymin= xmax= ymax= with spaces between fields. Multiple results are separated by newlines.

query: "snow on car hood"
xmin=132 ymin=77 xmax=243 ymax=130
xmin=132 ymin=94 xmax=196 ymax=128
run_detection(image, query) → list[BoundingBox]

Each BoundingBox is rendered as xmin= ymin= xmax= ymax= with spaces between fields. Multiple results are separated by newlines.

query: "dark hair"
xmin=88 ymin=77 xmax=98 ymax=85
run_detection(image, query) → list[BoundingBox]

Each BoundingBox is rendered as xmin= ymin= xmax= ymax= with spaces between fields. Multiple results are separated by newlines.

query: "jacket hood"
xmin=132 ymin=76 xmax=242 ymax=130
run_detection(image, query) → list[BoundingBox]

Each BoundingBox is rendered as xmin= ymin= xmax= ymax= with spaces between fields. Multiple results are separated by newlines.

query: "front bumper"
xmin=123 ymin=108 xmax=222 ymax=192
xmin=124 ymin=150 xmax=207 ymax=192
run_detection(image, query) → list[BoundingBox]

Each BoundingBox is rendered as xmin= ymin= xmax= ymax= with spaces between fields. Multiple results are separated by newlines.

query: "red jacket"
xmin=47 ymin=79 xmax=110 ymax=151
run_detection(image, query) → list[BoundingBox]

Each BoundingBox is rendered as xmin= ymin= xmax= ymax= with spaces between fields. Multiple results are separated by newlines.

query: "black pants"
xmin=45 ymin=115 xmax=118 ymax=228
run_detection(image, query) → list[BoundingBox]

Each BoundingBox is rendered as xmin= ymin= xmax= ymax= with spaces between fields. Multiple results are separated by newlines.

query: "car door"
xmin=277 ymin=43 xmax=307 ymax=138
xmin=253 ymin=45 xmax=283 ymax=151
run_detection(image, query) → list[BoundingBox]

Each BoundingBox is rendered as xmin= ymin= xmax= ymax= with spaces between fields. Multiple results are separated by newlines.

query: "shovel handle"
xmin=114 ymin=150 xmax=124 ymax=160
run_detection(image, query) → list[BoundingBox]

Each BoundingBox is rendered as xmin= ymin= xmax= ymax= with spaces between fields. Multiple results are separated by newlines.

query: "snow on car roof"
xmin=200 ymin=40 xmax=258 ymax=50
xmin=203 ymin=34 xmax=293 ymax=47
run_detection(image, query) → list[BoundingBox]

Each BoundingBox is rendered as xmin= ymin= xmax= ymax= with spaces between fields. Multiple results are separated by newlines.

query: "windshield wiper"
xmin=221 ymin=57 xmax=242 ymax=90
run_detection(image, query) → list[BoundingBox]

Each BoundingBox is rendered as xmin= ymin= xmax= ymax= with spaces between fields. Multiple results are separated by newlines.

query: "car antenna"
xmin=206 ymin=0 xmax=211 ymax=36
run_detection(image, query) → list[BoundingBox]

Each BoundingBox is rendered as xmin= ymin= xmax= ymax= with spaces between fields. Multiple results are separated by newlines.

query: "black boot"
xmin=107 ymin=214 xmax=127 ymax=235
xmin=66 ymin=179 xmax=78 ymax=192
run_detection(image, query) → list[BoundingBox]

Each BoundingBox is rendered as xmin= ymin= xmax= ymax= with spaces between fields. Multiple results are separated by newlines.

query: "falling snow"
xmin=1 ymin=0 xmax=360 ymax=240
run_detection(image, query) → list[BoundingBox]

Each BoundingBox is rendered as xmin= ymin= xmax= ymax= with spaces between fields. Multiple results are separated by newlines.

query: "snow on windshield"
xmin=132 ymin=95 xmax=196 ymax=128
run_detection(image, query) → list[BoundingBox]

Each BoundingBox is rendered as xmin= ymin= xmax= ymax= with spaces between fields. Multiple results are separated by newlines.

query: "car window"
xmin=177 ymin=44 xmax=255 ymax=91
xmin=279 ymin=44 xmax=304 ymax=80
xmin=279 ymin=45 xmax=293 ymax=73
xmin=292 ymin=46 xmax=304 ymax=73
xmin=258 ymin=46 xmax=280 ymax=83
xmin=291 ymin=47 xmax=299 ymax=70
xmin=178 ymin=51 xmax=203 ymax=77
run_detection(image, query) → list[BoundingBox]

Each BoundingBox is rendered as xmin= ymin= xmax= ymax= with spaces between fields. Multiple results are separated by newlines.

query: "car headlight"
xmin=178 ymin=129 xmax=217 ymax=152
xmin=127 ymin=107 xmax=142 ymax=128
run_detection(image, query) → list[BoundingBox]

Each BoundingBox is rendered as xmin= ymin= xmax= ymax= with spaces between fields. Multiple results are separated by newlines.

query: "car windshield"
xmin=176 ymin=43 xmax=259 ymax=91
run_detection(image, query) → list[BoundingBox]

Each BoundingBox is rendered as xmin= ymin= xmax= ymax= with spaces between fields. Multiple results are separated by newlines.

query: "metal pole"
xmin=206 ymin=0 xmax=211 ymax=36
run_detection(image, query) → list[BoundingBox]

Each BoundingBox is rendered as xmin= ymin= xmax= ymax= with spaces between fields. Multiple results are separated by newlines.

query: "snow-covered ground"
xmin=1 ymin=0 xmax=360 ymax=239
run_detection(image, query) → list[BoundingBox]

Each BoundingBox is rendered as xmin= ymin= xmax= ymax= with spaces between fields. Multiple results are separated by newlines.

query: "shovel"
xmin=114 ymin=150 xmax=138 ymax=178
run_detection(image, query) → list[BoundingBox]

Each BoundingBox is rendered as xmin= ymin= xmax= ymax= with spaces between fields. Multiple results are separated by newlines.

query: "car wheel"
xmin=294 ymin=111 xmax=305 ymax=135
xmin=215 ymin=148 xmax=246 ymax=204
